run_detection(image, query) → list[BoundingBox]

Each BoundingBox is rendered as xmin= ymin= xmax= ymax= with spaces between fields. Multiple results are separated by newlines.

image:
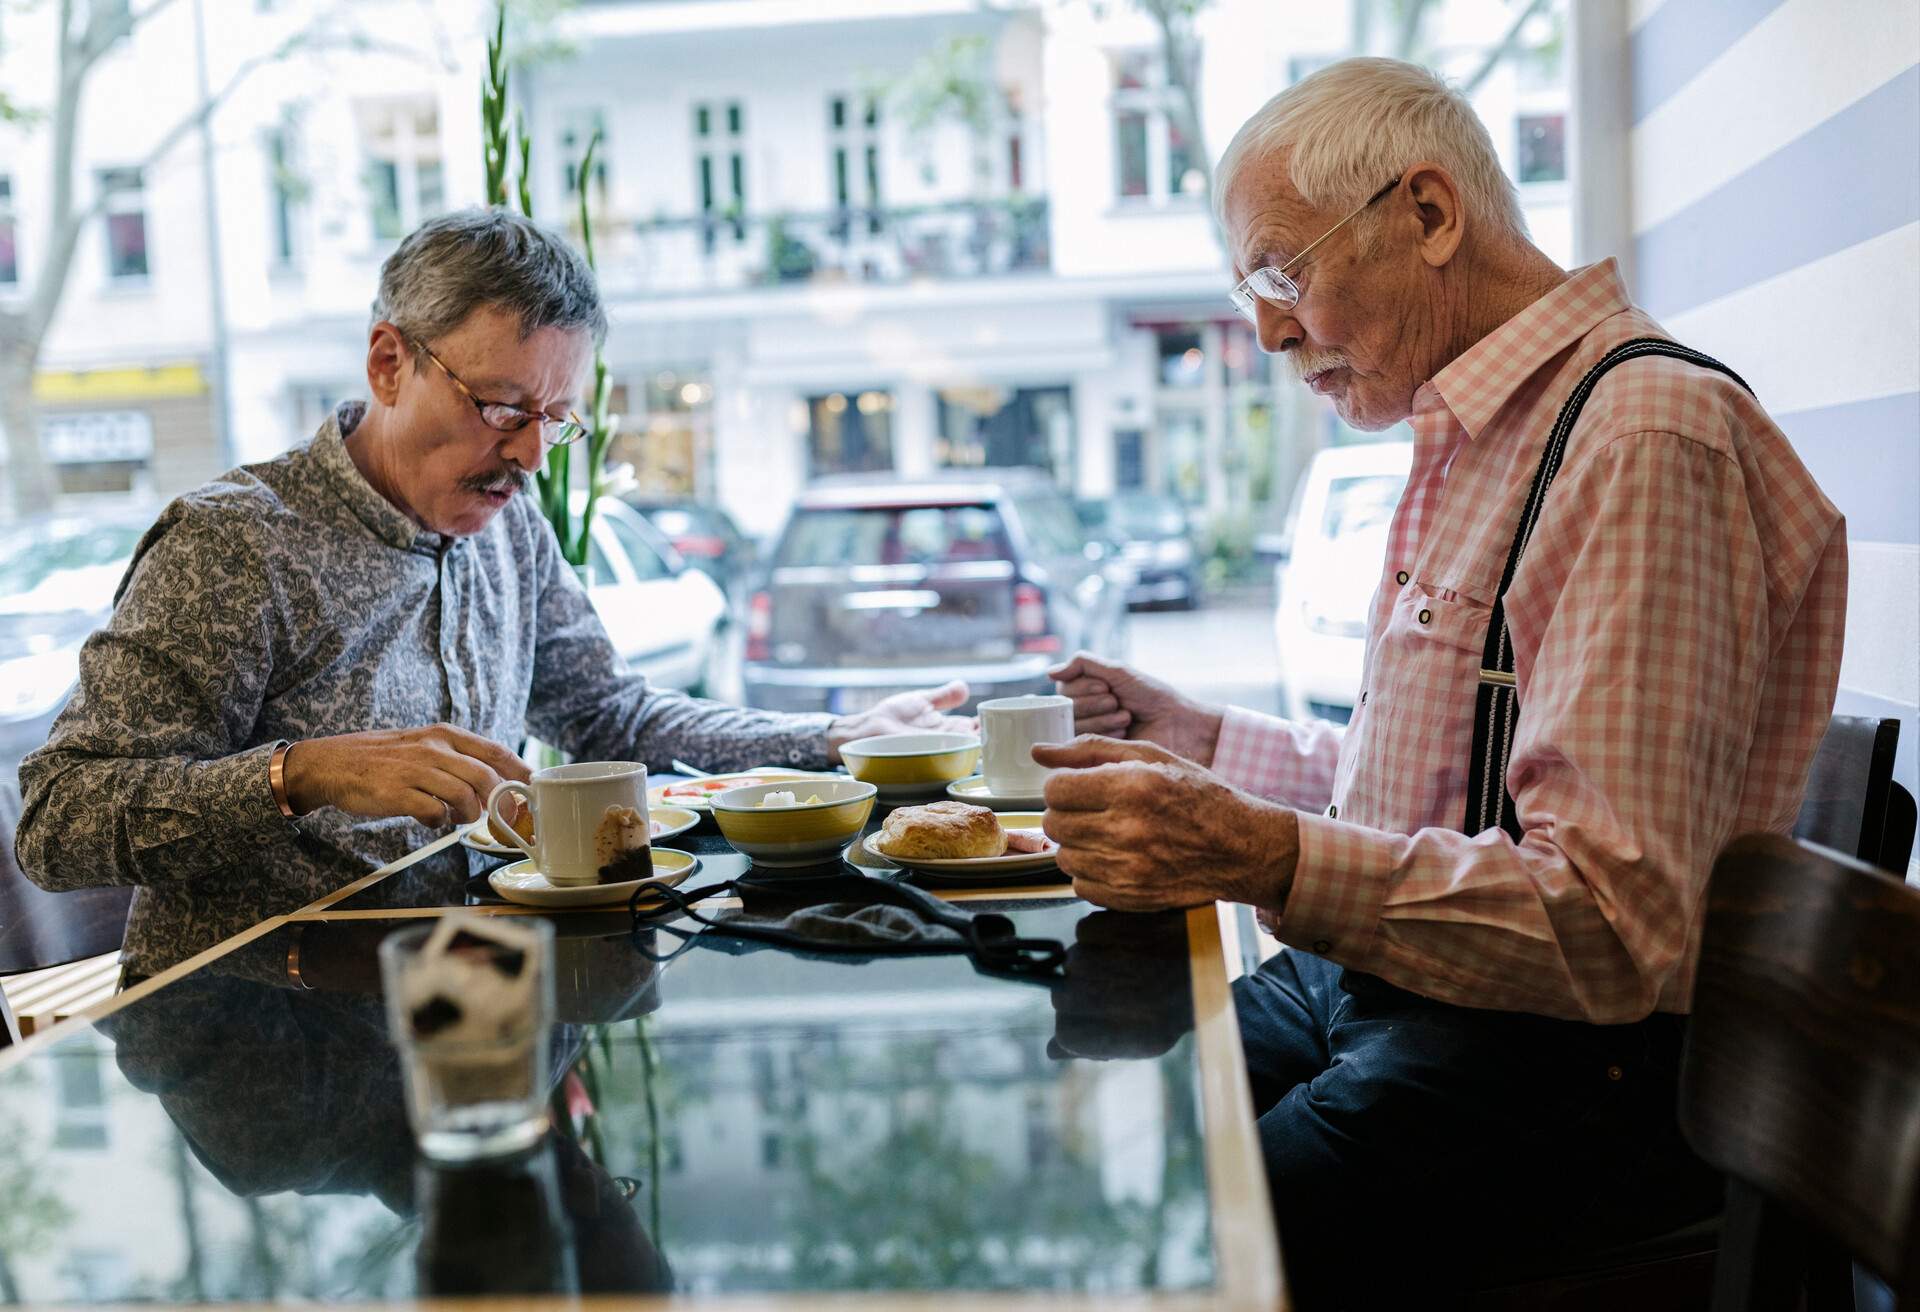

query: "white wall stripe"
xmin=1664 ymin=223 xmax=1920 ymax=418
xmin=1838 ymin=543 xmax=1920 ymax=706
xmin=1629 ymin=0 xmax=1677 ymax=32
xmin=1631 ymin=0 xmax=1920 ymax=231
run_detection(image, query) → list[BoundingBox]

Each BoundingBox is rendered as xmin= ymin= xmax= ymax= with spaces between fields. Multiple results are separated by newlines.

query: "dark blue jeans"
xmin=1234 ymin=950 xmax=1721 ymax=1310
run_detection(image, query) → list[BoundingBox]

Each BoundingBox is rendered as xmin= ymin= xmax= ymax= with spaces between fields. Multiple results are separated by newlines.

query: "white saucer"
xmin=861 ymin=812 xmax=1060 ymax=880
xmin=463 ymin=806 xmax=700 ymax=858
xmin=486 ymin=849 xmax=699 ymax=908
xmin=944 ymin=776 xmax=1048 ymax=811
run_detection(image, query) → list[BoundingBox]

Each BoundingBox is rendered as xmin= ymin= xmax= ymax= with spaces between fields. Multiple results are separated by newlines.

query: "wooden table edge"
xmin=1187 ymin=902 xmax=1288 ymax=1310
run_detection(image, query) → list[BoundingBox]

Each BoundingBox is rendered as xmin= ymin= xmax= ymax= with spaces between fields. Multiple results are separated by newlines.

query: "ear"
xmin=1401 ymin=162 xmax=1466 ymax=269
xmin=366 ymin=321 xmax=413 ymax=407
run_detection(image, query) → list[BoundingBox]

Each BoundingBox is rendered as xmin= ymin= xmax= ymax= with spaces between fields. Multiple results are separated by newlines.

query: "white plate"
xmin=462 ymin=806 xmax=700 ymax=857
xmin=944 ymin=775 xmax=1048 ymax=811
xmin=861 ymin=811 xmax=1060 ymax=878
xmin=648 ymin=768 xmax=836 ymax=813
xmin=487 ymin=849 xmax=700 ymax=908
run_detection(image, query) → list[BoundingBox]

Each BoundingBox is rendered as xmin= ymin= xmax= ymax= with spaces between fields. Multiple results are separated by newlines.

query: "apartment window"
xmin=0 ymin=175 xmax=17 ymax=285
xmin=936 ymin=385 xmax=1074 ymax=476
xmin=828 ymin=94 xmax=882 ymax=235
xmin=560 ymin=109 xmax=608 ymax=198
xmin=1111 ymin=50 xmax=1202 ymax=203
xmin=97 ymin=168 xmax=147 ymax=280
xmin=360 ymin=100 xmax=444 ymax=242
xmin=264 ymin=127 xmax=301 ymax=265
xmin=1517 ymin=113 xmax=1567 ymax=184
xmin=693 ymin=100 xmax=746 ymax=246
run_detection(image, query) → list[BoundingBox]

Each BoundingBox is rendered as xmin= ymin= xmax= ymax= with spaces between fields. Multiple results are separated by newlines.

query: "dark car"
xmin=743 ymin=470 xmax=1129 ymax=715
xmin=1076 ymin=492 xmax=1202 ymax=609
xmin=623 ymin=497 xmax=756 ymax=597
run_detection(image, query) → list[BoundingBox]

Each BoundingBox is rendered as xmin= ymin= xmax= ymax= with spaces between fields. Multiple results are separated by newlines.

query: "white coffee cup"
xmin=486 ymin=761 xmax=651 ymax=887
xmin=979 ymin=694 xmax=1074 ymax=796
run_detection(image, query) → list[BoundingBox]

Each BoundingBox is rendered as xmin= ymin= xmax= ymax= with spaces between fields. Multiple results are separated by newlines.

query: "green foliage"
xmin=892 ymin=35 xmax=996 ymax=138
xmin=481 ymin=3 xmax=615 ymax=570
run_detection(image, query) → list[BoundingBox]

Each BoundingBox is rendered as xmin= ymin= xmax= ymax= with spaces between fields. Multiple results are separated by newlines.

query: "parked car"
xmin=0 ymin=505 xmax=157 ymax=782
xmin=622 ymin=496 xmax=756 ymax=597
xmin=1077 ymin=492 xmax=1202 ymax=609
xmin=1273 ymin=441 xmax=1411 ymax=724
xmin=743 ymin=470 xmax=1129 ymax=714
xmin=578 ymin=496 xmax=732 ymax=697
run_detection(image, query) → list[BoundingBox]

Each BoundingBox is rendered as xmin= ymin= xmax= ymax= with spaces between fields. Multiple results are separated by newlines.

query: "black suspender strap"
xmin=1461 ymin=337 xmax=1754 ymax=840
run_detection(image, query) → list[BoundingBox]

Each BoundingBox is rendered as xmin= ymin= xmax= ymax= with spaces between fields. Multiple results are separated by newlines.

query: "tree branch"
xmin=1459 ymin=0 xmax=1553 ymax=94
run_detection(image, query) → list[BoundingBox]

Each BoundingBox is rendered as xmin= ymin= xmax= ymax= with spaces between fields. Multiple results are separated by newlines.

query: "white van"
xmin=1272 ymin=440 xmax=1412 ymax=725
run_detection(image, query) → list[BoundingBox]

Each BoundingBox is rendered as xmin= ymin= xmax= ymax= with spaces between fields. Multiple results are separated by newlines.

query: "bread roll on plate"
xmin=875 ymin=801 xmax=1006 ymax=860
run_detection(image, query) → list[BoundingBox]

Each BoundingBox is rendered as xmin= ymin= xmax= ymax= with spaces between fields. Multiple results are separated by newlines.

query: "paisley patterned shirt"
xmin=16 ymin=404 xmax=833 ymax=974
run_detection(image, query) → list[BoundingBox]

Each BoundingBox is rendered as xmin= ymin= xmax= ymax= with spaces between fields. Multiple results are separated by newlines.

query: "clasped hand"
xmin=282 ymin=723 xmax=531 ymax=826
xmin=1035 ymin=735 xmax=1298 ymax=913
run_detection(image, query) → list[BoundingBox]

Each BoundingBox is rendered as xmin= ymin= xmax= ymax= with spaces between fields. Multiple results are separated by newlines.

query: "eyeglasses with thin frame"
xmin=1228 ymin=176 xmax=1402 ymax=325
xmin=406 ymin=334 xmax=591 ymax=447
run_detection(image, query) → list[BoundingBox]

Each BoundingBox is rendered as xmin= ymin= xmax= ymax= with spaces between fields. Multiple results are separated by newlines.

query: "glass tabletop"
xmin=0 ymin=899 xmax=1220 ymax=1304
xmin=324 ymin=792 xmax=1071 ymax=916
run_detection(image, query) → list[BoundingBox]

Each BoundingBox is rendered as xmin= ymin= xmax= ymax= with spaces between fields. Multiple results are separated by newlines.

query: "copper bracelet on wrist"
xmin=269 ymin=739 xmax=297 ymax=819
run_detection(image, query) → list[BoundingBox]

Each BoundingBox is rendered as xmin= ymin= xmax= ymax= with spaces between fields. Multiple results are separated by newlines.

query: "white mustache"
xmin=1293 ymin=354 xmax=1346 ymax=383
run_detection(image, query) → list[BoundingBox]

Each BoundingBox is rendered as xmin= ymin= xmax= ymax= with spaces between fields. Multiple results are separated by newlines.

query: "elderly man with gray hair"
xmin=17 ymin=208 xmax=969 ymax=978
xmin=1038 ymin=58 xmax=1847 ymax=1303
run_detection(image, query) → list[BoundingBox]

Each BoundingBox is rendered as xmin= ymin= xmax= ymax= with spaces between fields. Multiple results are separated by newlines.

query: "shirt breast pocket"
xmin=1360 ymin=582 xmax=1494 ymax=815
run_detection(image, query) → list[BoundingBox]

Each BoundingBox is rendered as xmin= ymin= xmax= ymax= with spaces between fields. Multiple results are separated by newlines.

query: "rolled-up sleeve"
xmin=523 ymin=527 xmax=834 ymax=773
xmin=1269 ymin=431 xmax=1846 ymax=1023
xmin=16 ymin=511 xmax=291 ymax=890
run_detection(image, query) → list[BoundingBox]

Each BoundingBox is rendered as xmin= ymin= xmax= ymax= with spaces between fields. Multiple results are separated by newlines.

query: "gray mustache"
xmin=462 ymin=470 xmax=529 ymax=495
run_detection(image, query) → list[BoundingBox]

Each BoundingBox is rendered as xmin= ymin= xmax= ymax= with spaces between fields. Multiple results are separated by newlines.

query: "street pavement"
xmin=1122 ymin=585 xmax=1283 ymax=720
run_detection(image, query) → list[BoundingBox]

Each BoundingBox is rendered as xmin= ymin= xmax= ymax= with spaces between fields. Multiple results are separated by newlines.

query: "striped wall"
xmin=1630 ymin=0 xmax=1920 ymax=807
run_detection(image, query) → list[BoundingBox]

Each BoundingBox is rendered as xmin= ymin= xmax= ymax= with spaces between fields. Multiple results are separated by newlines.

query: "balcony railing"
xmin=585 ymin=197 xmax=1051 ymax=299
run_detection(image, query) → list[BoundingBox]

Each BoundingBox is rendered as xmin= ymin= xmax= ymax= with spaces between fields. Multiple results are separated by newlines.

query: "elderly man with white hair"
xmin=1037 ymin=58 xmax=1847 ymax=1303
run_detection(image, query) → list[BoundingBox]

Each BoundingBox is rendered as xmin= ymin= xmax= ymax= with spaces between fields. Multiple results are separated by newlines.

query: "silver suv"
xmin=743 ymin=470 xmax=1129 ymax=714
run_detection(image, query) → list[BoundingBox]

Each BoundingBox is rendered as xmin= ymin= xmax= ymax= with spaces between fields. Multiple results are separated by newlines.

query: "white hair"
xmin=1213 ymin=57 xmax=1527 ymax=252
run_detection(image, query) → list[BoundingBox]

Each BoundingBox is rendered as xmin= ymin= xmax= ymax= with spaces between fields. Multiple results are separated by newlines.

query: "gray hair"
xmin=1214 ymin=57 xmax=1527 ymax=251
xmin=370 ymin=207 xmax=608 ymax=354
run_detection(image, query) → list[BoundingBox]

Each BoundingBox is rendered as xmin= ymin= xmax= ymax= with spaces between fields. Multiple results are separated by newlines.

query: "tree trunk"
xmin=0 ymin=338 xmax=57 ymax=521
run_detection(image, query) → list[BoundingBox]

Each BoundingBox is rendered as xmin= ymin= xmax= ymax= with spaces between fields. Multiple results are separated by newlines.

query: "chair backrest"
xmin=0 ymin=783 xmax=133 ymax=975
xmin=1680 ymin=834 xmax=1920 ymax=1298
xmin=1791 ymin=715 xmax=1901 ymax=871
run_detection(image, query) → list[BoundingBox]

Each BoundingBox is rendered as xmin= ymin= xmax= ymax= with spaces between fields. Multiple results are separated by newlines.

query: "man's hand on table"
xmin=282 ymin=724 xmax=531 ymax=825
xmin=1048 ymin=652 xmax=1226 ymax=767
xmin=1034 ymin=735 xmax=1298 ymax=913
xmin=826 ymin=680 xmax=977 ymax=764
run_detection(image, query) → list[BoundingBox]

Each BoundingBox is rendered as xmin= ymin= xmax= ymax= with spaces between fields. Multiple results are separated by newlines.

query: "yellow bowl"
xmin=838 ymin=732 xmax=983 ymax=795
xmin=711 ymin=779 xmax=878 ymax=867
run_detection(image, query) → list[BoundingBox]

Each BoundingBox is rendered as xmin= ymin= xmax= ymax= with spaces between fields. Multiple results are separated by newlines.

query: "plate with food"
xmin=464 ymin=806 xmax=699 ymax=856
xmin=648 ymin=769 xmax=836 ymax=813
xmin=861 ymin=802 xmax=1060 ymax=878
xmin=487 ymin=847 xmax=700 ymax=909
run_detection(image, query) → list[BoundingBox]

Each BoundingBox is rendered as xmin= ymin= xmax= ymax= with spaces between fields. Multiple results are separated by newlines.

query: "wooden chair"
xmin=1681 ymin=834 xmax=1920 ymax=1309
xmin=1793 ymin=716 xmax=1914 ymax=873
xmin=0 ymin=783 xmax=132 ymax=1044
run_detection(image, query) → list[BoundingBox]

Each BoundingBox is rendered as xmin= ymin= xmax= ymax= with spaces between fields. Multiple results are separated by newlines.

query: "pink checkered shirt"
xmin=1217 ymin=259 xmax=1848 ymax=1022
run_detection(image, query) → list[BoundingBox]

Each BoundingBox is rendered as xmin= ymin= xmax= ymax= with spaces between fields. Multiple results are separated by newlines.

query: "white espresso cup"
xmin=486 ymin=761 xmax=651 ymax=887
xmin=979 ymin=694 xmax=1075 ymax=797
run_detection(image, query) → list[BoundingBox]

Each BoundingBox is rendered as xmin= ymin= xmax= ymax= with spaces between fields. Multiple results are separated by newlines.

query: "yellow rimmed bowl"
xmin=838 ymin=732 xmax=983 ymax=800
xmin=711 ymin=778 xmax=879 ymax=868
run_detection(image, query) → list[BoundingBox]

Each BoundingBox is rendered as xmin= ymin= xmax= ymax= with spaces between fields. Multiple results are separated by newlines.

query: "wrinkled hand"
xmin=282 ymin=723 xmax=530 ymax=827
xmin=1048 ymin=652 xmax=1225 ymax=767
xmin=1035 ymin=735 xmax=1298 ymax=913
xmin=826 ymin=680 xmax=976 ymax=763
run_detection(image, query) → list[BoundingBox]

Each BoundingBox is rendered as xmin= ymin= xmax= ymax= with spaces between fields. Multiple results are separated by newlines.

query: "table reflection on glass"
xmin=0 ymin=807 xmax=1280 ymax=1309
